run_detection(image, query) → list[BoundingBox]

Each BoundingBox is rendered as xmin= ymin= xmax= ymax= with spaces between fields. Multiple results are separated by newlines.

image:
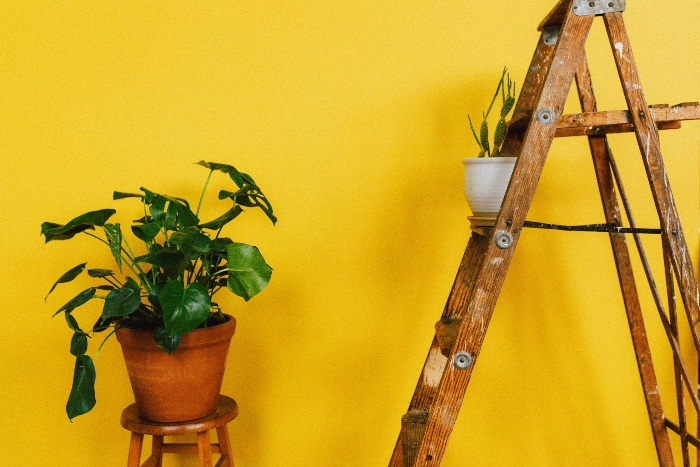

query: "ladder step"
xmin=507 ymin=102 xmax=700 ymax=137
xmin=401 ymin=411 xmax=429 ymax=467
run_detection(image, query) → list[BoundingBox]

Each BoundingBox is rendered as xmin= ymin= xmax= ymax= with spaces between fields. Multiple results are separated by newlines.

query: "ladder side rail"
xmin=388 ymin=233 xmax=490 ymax=467
xmin=389 ymin=15 xmax=563 ymax=467
xmin=575 ymin=55 xmax=675 ymax=467
xmin=665 ymin=242 xmax=691 ymax=467
xmin=604 ymin=12 xmax=700 ymax=357
xmin=408 ymin=8 xmax=595 ymax=467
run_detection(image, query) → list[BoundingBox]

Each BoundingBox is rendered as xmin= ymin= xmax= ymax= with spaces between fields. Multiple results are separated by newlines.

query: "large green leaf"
xmin=159 ymin=280 xmax=211 ymax=336
xmin=53 ymin=288 xmax=96 ymax=317
xmin=103 ymin=223 xmax=123 ymax=272
xmin=166 ymin=199 xmax=199 ymax=230
xmin=134 ymin=249 xmax=186 ymax=268
xmin=64 ymin=311 xmax=87 ymax=335
xmin=41 ymin=209 xmax=116 ymax=242
xmin=226 ymin=243 xmax=272 ymax=301
xmin=66 ymin=354 xmax=96 ymax=420
xmin=45 ymin=263 xmax=87 ymax=300
xmin=154 ymin=326 xmax=181 ymax=354
xmin=169 ymin=230 xmax=212 ymax=260
xmin=101 ymin=279 xmax=142 ymax=320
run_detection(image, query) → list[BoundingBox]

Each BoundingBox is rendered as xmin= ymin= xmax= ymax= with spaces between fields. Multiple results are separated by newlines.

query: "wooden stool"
xmin=121 ymin=395 xmax=238 ymax=467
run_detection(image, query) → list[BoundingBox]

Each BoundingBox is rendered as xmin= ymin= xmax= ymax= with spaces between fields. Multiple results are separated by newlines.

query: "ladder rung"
xmin=665 ymin=418 xmax=700 ymax=450
xmin=507 ymin=102 xmax=700 ymax=137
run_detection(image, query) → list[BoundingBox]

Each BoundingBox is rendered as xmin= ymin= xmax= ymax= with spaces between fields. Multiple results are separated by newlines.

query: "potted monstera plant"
xmin=42 ymin=161 xmax=275 ymax=422
xmin=463 ymin=67 xmax=518 ymax=216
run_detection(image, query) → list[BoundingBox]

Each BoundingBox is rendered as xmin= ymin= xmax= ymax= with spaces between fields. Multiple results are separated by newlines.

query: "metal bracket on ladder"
xmin=389 ymin=1 xmax=700 ymax=466
xmin=572 ymin=0 xmax=625 ymax=16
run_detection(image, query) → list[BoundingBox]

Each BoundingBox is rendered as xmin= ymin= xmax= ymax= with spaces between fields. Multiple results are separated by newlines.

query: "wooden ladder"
xmin=389 ymin=1 xmax=700 ymax=466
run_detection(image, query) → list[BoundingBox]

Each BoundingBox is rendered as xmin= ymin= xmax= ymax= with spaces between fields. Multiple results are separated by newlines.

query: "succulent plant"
xmin=468 ymin=67 xmax=517 ymax=157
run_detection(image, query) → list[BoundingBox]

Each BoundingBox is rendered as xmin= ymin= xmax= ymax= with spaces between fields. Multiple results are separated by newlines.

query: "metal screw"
xmin=536 ymin=108 xmax=555 ymax=126
xmin=453 ymin=351 xmax=473 ymax=370
xmin=672 ymin=229 xmax=679 ymax=236
xmin=506 ymin=219 xmax=513 ymax=226
xmin=427 ymin=455 xmax=433 ymax=461
xmin=638 ymin=110 xmax=646 ymax=120
xmin=494 ymin=230 xmax=514 ymax=250
xmin=589 ymin=1 xmax=595 ymax=7
xmin=608 ymin=2 xmax=614 ymax=6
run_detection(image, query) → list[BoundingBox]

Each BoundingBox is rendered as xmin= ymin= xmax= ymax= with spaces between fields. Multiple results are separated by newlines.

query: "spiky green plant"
xmin=468 ymin=67 xmax=517 ymax=157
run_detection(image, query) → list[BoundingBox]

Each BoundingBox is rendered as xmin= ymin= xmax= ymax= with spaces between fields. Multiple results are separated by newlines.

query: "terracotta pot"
xmin=116 ymin=315 xmax=236 ymax=422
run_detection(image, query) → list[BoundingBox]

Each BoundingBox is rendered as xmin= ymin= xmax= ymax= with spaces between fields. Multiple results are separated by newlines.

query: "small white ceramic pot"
xmin=462 ymin=156 xmax=517 ymax=215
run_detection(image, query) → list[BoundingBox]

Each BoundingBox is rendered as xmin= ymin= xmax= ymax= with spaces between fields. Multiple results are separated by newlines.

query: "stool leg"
xmin=216 ymin=424 xmax=234 ymax=467
xmin=127 ymin=432 xmax=144 ymax=467
xmin=151 ymin=435 xmax=164 ymax=467
xmin=197 ymin=430 xmax=214 ymax=467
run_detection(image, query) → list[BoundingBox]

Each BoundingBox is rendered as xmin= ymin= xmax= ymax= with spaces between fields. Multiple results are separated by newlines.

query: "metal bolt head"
xmin=494 ymin=230 xmax=514 ymax=250
xmin=453 ymin=351 xmax=473 ymax=370
xmin=536 ymin=108 xmax=555 ymax=126
xmin=589 ymin=1 xmax=595 ymax=7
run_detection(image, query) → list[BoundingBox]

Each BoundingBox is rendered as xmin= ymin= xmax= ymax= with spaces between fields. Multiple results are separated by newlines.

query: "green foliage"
xmin=468 ymin=67 xmax=517 ymax=157
xmin=42 ymin=161 xmax=276 ymax=419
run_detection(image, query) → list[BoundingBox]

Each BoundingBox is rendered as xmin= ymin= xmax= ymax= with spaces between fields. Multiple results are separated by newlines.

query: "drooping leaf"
xmin=103 ymin=223 xmax=123 ymax=272
xmin=154 ymin=326 xmax=181 ymax=354
xmin=53 ymin=288 xmax=97 ymax=317
xmin=113 ymin=191 xmax=144 ymax=200
xmin=196 ymin=161 xmax=256 ymax=188
xmin=199 ymin=205 xmax=243 ymax=230
xmin=64 ymin=311 xmax=86 ymax=334
xmin=169 ymin=230 xmax=212 ymax=260
xmin=226 ymin=243 xmax=272 ymax=301
xmin=101 ymin=279 xmax=142 ymax=320
xmin=70 ymin=332 xmax=88 ymax=357
xmin=159 ymin=280 xmax=211 ymax=336
xmin=131 ymin=223 xmax=161 ymax=242
xmin=41 ymin=209 xmax=117 ymax=242
xmin=45 ymin=263 xmax=87 ymax=300
xmin=66 ymin=354 xmax=96 ymax=420
xmin=134 ymin=249 xmax=186 ymax=268
xmin=88 ymin=268 xmax=114 ymax=278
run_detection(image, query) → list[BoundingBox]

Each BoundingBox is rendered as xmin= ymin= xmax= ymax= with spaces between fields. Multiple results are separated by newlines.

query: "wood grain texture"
xmin=408 ymin=6 xmax=593 ymax=466
xmin=575 ymin=54 xmax=675 ymax=467
xmin=508 ymin=103 xmax=699 ymax=137
xmin=605 ymin=12 xmax=700 ymax=362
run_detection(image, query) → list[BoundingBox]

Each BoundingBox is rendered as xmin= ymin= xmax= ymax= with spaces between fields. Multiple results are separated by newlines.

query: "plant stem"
xmin=82 ymin=231 xmax=152 ymax=292
xmin=196 ymin=170 xmax=214 ymax=217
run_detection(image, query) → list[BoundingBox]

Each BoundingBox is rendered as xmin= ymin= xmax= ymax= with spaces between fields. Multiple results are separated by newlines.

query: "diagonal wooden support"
xmin=574 ymin=53 xmax=674 ymax=467
xmin=604 ymin=12 xmax=700 ymax=358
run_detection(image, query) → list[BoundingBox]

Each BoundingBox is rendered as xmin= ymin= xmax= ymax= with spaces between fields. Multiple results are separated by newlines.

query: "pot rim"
xmin=462 ymin=156 xmax=517 ymax=165
xmin=116 ymin=314 xmax=236 ymax=350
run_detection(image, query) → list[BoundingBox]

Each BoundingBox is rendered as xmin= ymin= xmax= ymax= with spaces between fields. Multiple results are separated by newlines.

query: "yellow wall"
xmin=1 ymin=1 xmax=699 ymax=466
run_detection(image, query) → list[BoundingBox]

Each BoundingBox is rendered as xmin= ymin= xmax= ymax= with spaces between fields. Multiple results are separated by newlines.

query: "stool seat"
xmin=121 ymin=395 xmax=238 ymax=467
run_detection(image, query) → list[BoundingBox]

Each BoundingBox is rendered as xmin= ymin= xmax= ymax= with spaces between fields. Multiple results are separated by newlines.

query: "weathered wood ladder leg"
xmin=574 ymin=53 xmax=675 ymax=467
xmin=389 ymin=2 xmax=594 ymax=466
